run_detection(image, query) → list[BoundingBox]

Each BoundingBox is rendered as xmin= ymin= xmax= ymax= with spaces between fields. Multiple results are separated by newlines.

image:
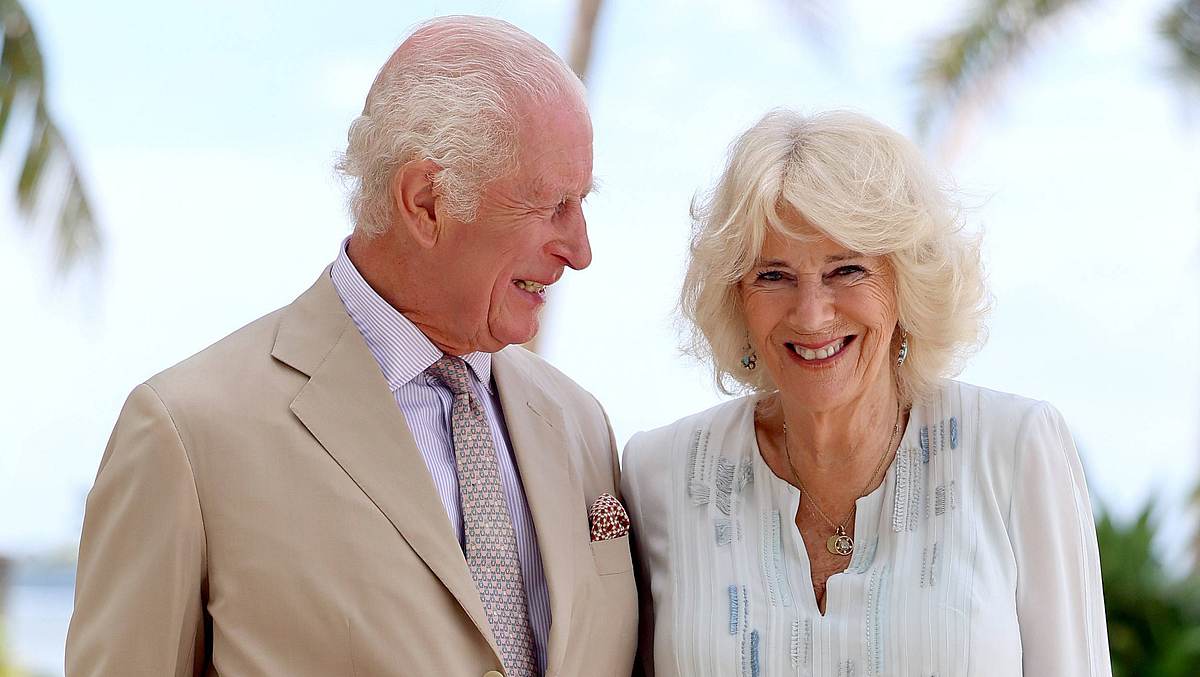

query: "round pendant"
xmin=827 ymin=532 xmax=854 ymax=557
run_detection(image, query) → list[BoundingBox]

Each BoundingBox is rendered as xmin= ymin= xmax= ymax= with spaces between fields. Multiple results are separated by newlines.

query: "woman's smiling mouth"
xmin=787 ymin=336 xmax=855 ymax=362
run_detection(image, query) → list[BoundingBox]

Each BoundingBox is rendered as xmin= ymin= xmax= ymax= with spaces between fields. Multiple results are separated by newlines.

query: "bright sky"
xmin=2 ymin=0 xmax=1198 ymax=567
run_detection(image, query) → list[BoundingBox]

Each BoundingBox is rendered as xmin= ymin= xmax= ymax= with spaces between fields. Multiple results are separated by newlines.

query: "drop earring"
xmin=895 ymin=330 xmax=909 ymax=368
xmin=741 ymin=342 xmax=757 ymax=371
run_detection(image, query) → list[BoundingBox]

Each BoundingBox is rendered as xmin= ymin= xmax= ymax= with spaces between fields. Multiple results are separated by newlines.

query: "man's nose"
xmin=551 ymin=209 xmax=592 ymax=270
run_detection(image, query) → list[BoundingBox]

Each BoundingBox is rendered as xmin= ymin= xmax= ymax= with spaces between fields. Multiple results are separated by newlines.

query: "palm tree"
xmin=1 ymin=2 xmax=97 ymax=668
xmin=914 ymin=0 xmax=1200 ymax=159
xmin=1 ymin=0 xmax=100 ymax=275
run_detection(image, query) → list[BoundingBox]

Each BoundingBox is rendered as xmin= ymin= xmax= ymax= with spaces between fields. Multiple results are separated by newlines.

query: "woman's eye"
xmin=755 ymin=270 xmax=785 ymax=282
xmin=831 ymin=265 xmax=866 ymax=277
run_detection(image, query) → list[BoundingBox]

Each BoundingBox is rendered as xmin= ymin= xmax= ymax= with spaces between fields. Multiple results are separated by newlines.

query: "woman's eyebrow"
xmin=754 ymin=258 xmax=789 ymax=267
xmin=826 ymin=252 xmax=865 ymax=263
xmin=753 ymin=253 xmax=864 ymax=267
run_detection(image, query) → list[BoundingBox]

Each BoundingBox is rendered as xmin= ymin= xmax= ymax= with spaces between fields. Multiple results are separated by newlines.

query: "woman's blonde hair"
xmin=681 ymin=109 xmax=988 ymax=404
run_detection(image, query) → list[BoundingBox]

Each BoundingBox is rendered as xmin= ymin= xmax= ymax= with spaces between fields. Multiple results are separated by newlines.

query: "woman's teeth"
xmin=515 ymin=280 xmax=546 ymax=294
xmin=792 ymin=338 xmax=846 ymax=361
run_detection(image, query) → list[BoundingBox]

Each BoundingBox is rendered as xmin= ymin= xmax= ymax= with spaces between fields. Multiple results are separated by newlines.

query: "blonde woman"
xmin=622 ymin=110 xmax=1110 ymax=676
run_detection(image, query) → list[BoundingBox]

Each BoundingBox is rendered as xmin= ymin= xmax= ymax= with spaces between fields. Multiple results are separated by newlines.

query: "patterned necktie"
xmin=427 ymin=355 xmax=537 ymax=677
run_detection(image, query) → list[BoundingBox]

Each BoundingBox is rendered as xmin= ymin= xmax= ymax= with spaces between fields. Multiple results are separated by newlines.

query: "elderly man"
xmin=66 ymin=16 xmax=637 ymax=677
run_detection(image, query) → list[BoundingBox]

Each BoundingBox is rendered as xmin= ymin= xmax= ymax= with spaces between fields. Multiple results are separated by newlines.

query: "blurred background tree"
xmin=1 ymin=2 xmax=97 ymax=672
xmin=1098 ymin=502 xmax=1200 ymax=675
xmin=914 ymin=0 xmax=1200 ymax=159
xmin=1159 ymin=0 xmax=1200 ymax=99
xmin=1 ymin=0 xmax=100 ymax=275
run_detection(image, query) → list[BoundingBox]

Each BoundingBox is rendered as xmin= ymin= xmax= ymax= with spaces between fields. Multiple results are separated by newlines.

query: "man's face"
xmin=434 ymin=94 xmax=594 ymax=353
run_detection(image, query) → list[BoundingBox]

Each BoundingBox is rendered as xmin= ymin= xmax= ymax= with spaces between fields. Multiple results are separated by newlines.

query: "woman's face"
xmin=739 ymin=225 xmax=899 ymax=413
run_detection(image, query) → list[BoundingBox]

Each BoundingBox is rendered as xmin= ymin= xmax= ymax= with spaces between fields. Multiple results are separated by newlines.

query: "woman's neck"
xmin=762 ymin=377 xmax=904 ymax=500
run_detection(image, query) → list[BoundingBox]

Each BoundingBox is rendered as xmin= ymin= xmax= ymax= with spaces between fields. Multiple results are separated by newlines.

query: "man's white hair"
xmin=336 ymin=15 xmax=585 ymax=236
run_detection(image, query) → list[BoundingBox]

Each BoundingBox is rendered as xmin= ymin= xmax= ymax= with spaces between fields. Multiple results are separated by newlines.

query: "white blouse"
xmin=621 ymin=380 xmax=1110 ymax=677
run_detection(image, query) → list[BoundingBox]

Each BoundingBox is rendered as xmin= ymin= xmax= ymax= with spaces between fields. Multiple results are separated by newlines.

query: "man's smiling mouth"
xmin=514 ymin=279 xmax=547 ymax=295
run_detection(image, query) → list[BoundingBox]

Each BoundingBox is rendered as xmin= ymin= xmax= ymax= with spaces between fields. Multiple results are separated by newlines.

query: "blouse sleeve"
xmin=1008 ymin=401 xmax=1111 ymax=676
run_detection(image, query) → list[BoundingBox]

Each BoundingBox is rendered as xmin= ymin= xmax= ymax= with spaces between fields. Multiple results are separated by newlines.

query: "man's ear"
xmin=391 ymin=158 xmax=443 ymax=249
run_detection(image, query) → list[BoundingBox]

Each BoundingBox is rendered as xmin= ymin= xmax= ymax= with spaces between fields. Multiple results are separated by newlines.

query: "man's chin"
xmin=513 ymin=329 xmax=541 ymax=349
xmin=488 ymin=322 xmax=541 ymax=351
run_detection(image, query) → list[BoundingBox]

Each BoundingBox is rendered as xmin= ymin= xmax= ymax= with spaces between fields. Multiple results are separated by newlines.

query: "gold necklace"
xmin=782 ymin=400 xmax=902 ymax=556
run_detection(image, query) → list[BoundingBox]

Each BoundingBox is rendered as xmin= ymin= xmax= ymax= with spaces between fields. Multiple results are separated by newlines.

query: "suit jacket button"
xmin=483 ymin=672 xmax=504 ymax=677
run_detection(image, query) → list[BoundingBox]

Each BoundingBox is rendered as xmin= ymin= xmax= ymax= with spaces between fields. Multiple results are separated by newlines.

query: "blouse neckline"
xmin=735 ymin=393 xmax=922 ymax=615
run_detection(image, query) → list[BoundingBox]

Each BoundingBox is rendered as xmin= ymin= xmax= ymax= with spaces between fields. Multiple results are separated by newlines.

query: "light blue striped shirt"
xmin=329 ymin=242 xmax=550 ymax=674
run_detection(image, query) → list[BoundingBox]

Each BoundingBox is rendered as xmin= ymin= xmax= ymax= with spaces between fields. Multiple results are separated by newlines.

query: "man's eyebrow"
xmin=531 ymin=178 xmax=595 ymax=203
xmin=567 ymin=179 xmax=596 ymax=202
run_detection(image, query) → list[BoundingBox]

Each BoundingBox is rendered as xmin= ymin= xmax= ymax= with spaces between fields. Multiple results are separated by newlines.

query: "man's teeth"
xmin=515 ymin=280 xmax=546 ymax=294
xmin=792 ymin=338 xmax=846 ymax=361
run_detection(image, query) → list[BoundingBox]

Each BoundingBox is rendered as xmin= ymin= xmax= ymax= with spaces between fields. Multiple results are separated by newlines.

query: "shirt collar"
xmin=329 ymin=238 xmax=494 ymax=393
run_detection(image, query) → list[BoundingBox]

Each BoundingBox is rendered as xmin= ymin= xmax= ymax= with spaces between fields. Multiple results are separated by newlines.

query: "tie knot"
xmin=427 ymin=355 xmax=473 ymax=396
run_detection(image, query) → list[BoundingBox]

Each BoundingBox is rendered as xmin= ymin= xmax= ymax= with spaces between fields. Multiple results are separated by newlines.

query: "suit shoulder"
xmin=496 ymin=345 xmax=600 ymax=408
xmin=144 ymin=304 xmax=295 ymax=405
xmin=494 ymin=346 xmax=622 ymax=494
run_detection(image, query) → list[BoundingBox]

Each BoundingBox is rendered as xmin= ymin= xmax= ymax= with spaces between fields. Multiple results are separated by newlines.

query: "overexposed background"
xmin=1 ymin=0 xmax=1197 ymax=673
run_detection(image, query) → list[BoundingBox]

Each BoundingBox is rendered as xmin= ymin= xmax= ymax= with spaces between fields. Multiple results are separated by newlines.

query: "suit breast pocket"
xmin=589 ymin=534 xmax=633 ymax=576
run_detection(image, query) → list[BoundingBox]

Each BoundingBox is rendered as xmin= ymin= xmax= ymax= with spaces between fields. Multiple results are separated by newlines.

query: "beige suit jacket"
xmin=66 ymin=269 xmax=638 ymax=676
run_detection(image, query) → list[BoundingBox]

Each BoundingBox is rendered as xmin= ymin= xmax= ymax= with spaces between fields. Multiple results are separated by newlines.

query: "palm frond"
xmin=775 ymin=0 xmax=839 ymax=54
xmin=1158 ymin=0 xmax=1200 ymax=96
xmin=567 ymin=0 xmax=604 ymax=83
xmin=912 ymin=0 xmax=1094 ymax=159
xmin=1 ymin=0 xmax=101 ymax=276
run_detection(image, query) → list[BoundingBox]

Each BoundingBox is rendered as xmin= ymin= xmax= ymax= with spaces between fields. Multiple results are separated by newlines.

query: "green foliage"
xmin=1098 ymin=503 xmax=1200 ymax=676
xmin=915 ymin=0 xmax=1200 ymax=154
xmin=0 ymin=0 xmax=100 ymax=275
xmin=1159 ymin=0 xmax=1200 ymax=96
xmin=913 ymin=0 xmax=1094 ymax=147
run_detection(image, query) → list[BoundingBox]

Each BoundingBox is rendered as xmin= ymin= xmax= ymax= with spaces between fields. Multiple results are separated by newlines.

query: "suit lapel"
xmin=272 ymin=270 xmax=501 ymax=659
xmin=493 ymin=349 xmax=579 ymax=675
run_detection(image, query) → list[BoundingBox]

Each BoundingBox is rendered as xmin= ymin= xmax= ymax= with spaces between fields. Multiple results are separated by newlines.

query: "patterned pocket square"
xmin=588 ymin=492 xmax=630 ymax=542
